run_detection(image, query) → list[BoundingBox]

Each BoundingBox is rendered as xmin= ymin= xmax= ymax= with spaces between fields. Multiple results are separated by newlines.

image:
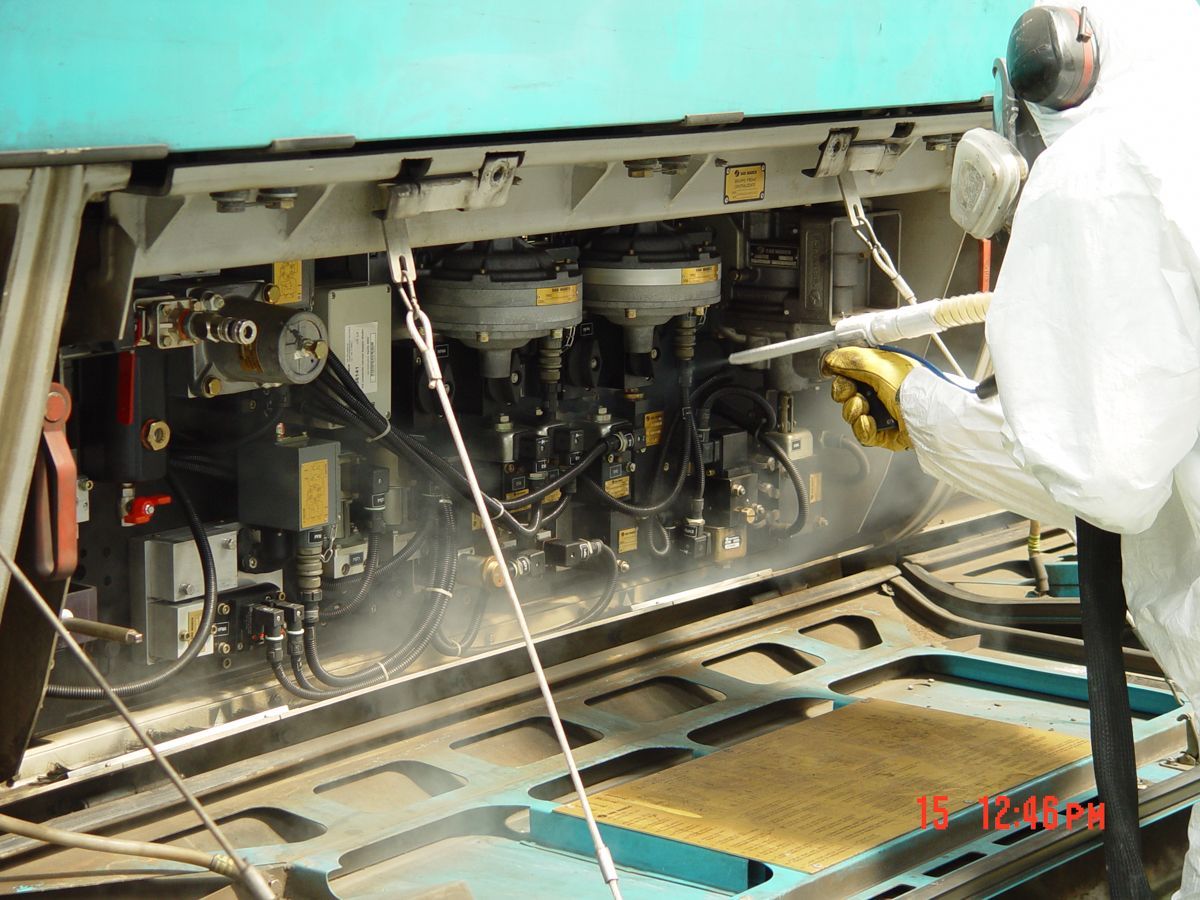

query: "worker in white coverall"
xmin=822 ymin=0 xmax=1200 ymax=893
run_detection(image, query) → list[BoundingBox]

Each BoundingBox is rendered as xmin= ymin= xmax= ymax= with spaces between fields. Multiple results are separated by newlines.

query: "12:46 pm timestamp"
xmin=917 ymin=795 xmax=1105 ymax=831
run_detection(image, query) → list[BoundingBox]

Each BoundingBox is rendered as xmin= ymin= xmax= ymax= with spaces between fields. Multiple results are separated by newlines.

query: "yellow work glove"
xmin=820 ymin=347 xmax=915 ymax=452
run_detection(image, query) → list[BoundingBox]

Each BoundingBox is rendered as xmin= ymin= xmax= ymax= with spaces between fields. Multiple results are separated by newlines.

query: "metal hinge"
xmin=804 ymin=127 xmax=917 ymax=178
xmin=381 ymin=152 xmax=521 ymax=219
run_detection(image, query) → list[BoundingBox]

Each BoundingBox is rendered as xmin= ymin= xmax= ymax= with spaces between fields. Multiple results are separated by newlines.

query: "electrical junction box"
xmin=144 ymin=597 xmax=214 ymax=662
xmin=314 ymin=283 xmax=393 ymax=418
xmin=238 ymin=437 xmax=340 ymax=532
xmin=133 ymin=521 xmax=241 ymax=604
xmin=130 ymin=521 xmax=240 ymax=663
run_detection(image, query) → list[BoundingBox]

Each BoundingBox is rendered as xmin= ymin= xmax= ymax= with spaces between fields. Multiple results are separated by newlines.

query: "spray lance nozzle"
xmin=727 ymin=291 xmax=992 ymax=367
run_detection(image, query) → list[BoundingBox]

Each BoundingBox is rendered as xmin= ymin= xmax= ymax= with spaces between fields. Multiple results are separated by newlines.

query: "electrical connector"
xmin=544 ymin=538 xmax=604 ymax=568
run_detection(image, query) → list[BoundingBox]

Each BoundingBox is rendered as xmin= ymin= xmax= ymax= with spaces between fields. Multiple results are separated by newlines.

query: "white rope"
xmin=394 ymin=261 xmax=623 ymax=898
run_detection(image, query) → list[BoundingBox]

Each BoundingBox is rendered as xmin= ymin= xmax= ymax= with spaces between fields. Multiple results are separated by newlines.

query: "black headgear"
xmin=1007 ymin=5 xmax=1100 ymax=110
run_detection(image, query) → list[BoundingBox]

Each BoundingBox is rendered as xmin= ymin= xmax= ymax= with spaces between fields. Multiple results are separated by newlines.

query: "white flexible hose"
xmin=394 ymin=266 xmax=623 ymax=899
xmin=0 ymin=811 xmax=239 ymax=879
xmin=0 ymin=546 xmax=275 ymax=900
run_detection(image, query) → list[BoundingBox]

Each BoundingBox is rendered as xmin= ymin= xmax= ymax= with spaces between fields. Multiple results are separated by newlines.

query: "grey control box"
xmin=131 ymin=521 xmax=241 ymax=663
xmin=314 ymin=283 xmax=393 ymax=417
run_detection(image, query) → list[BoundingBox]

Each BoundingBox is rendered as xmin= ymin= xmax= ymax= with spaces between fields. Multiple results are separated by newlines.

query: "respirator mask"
xmin=950 ymin=5 xmax=1099 ymax=239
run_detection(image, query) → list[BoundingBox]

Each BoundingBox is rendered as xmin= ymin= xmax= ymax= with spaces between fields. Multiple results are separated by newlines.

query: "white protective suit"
xmin=898 ymin=0 xmax=1200 ymax=890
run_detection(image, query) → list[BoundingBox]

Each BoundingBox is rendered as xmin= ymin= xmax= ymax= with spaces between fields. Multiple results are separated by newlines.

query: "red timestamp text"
xmin=917 ymin=794 xmax=1105 ymax=831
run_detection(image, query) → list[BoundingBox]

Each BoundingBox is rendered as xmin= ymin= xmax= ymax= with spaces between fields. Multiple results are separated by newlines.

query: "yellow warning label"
xmin=723 ymin=163 xmax=766 ymax=204
xmin=809 ymin=471 xmax=822 ymax=504
xmin=505 ymin=488 xmax=531 ymax=514
xmin=618 ymin=526 xmax=638 ymax=554
xmin=185 ymin=608 xmax=203 ymax=644
xmin=535 ymin=283 xmax=580 ymax=306
xmin=239 ymin=342 xmax=264 ymax=374
xmin=272 ymin=260 xmax=304 ymax=304
xmin=680 ymin=264 xmax=719 ymax=285
xmin=643 ymin=410 xmax=664 ymax=447
xmin=604 ymin=476 xmax=631 ymax=499
xmin=543 ymin=490 xmax=563 ymax=505
xmin=299 ymin=459 xmax=329 ymax=530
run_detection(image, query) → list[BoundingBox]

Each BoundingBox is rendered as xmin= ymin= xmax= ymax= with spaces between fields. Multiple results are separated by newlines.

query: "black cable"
xmin=709 ymin=403 xmax=808 ymax=536
xmin=46 ymin=471 xmax=218 ymax=699
xmin=432 ymin=588 xmax=489 ymax=657
xmin=1075 ymin=519 xmax=1151 ymax=899
xmin=321 ymin=531 xmax=381 ymax=620
xmin=270 ymin=657 xmax=336 ymax=702
xmin=302 ymin=500 xmax=458 ymax=689
xmin=316 ymin=360 xmax=606 ymax=525
xmin=573 ymin=544 xmax=621 ymax=625
xmin=700 ymin=386 xmax=778 ymax=432
xmin=647 ymin=517 xmax=672 ymax=558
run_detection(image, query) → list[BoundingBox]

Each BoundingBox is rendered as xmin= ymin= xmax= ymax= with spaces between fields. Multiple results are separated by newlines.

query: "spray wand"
xmin=727 ymin=291 xmax=992 ymax=366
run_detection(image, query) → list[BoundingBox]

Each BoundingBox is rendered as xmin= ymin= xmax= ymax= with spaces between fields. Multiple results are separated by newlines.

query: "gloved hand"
xmin=821 ymin=347 xmax=915 ymax=452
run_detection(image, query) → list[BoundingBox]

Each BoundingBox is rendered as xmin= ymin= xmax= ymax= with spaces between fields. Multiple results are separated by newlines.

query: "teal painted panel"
xmin=0 ymin=0 xmax=1027 ymax=155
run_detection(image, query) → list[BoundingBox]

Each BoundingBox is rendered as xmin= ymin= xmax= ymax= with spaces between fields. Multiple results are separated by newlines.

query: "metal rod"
xmin=0 ymin=546 xmax=276 ymax=900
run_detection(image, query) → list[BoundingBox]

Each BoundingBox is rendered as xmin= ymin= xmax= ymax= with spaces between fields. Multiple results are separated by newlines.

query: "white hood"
xmin=1028 ymin=0 xmax=1200 ymax=145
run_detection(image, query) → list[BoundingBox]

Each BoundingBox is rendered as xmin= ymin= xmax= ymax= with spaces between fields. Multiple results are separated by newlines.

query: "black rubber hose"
xmin=687 ymin=404 xmax=705 ymax=506
xmin=46 ymin=471 xmax=218 ymax=699
xmin=712 ymin=406 xmax=808 ymax=536
xmin=1075 ymin=518 xmax=1151 ymax=899
xmin=760 ymin=433 xmax=809 ymax=535
xmin=321 ymin=531 xmax=381 ymax=620
xmin=647 ymin=517 xmax=672 ymax=558
xmin=820 ymin=432 xmax=870 ymax=481
xmin=574 ymin=544 xmax=621 ymax=625
xmin=270 ymin=658 xmax=336 ymax=702
xmin=432 ymin=588 xmax=489 ymax=657
xmin=700 ymin=386 xmax=778 ymax=432
xmin=303 ymin=500 xmax=457 ymax=689
xmin=322 ymin=353 xmax=596 ymax=512
xmin=581 ymin=406 xmax=692 ymax=519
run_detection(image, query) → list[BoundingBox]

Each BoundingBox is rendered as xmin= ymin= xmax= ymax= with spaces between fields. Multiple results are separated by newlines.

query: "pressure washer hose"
xmin=1075 ymin=518 xmax=1151 ymax=898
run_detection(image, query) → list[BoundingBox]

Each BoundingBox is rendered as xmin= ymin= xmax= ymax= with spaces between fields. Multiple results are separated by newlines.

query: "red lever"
xmin=32 ymin=384 xmax=78 ymax=580
xmin=123 ymin=493 xmax=172 ymax=526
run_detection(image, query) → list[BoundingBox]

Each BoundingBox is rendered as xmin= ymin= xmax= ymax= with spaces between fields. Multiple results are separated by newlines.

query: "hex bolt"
xmin=217 ymin=602 xmax=231 ymax=616
xmin=139 ymin=419 xmax=171 ymax=452
xmin=626 ymin=462 xmax=637 ymax=473
xmin=217 ymin=642 xmax=231 ymax=655
xmin=201 ymin=376 xmax=223 ymax=398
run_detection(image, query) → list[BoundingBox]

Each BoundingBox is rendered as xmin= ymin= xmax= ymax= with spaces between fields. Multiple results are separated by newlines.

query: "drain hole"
xmin=586 ymin=677 xmax=723 ymax=721
xmin=688 ymin=699 xmax=833 ymax=748
xmin=703 ymin=644 xmax=823 ymax=683
xmin=165 ymin=807 xmax=324 ymax=851
xmin=923 ymin=851 xmax=985 ymax=877
xmin=530 ymin=747 xmax=693 ymax=801
xmin=315 ymin=761 xmax=464 ymax=811
xmin=452 ymin=717 xmax=601 ymax=767
xmin=994 ymin=824 xmax=1038 ymax=845
xmin=801 ymin=615 xmax=881 ymax=649
xmin=869 ymin=885 xmax=915 ymax=898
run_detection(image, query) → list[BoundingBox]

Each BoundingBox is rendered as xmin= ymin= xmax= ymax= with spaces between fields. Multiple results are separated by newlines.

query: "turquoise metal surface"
xmin=0 ymin=0 xmax=1029 ymax=156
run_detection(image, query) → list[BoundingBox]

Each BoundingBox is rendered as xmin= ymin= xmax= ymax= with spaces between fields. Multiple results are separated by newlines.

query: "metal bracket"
xmin=805 ymin=127 xmax=916 ymax=178
xmin=382 ymin=152 xmax=520 ymax=219
xmin=379 ymin=152 xmax=521 ymax=287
